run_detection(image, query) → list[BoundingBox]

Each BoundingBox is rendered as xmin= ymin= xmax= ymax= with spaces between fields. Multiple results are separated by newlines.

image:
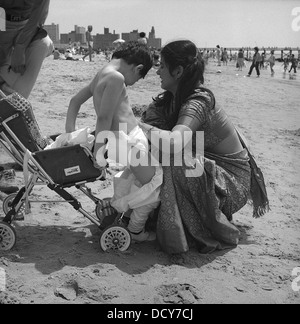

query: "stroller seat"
xmin=33 ymin=144 xmax=103 ymax=187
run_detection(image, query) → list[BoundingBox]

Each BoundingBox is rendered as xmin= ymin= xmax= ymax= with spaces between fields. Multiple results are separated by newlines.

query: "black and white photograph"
xmin=0 ymin=0 xmax=299 ymax=306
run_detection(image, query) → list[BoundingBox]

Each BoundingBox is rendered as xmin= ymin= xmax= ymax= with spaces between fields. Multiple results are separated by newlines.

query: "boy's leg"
xmin=129 ymin=149 xmax=156 ymax=186
xmin=0 ymin=36 xmax=53 ymax=99
xmin=130 ymin=164 xmax=156 ymax=186
xmin=127 ymin=202 xmax=158 ymax=242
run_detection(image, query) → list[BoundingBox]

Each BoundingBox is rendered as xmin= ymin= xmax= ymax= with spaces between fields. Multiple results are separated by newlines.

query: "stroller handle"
xmin=0 ymin=89 xmax=7 ymax=99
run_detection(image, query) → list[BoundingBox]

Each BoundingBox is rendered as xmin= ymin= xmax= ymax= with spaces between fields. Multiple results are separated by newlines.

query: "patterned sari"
xmin=142 ymin=92 xmax=257 ymax=254
xmin=157 ymin=151 xmax=250 ymax=254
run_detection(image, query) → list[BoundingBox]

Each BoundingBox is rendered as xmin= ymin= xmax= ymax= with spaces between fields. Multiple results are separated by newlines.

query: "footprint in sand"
xmin=155 ymin=283 xmax=201 ymax=304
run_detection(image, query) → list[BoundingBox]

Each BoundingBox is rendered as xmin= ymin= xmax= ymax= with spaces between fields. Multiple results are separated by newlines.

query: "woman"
xmin=139 ymin=40 xmax=269 ymax=254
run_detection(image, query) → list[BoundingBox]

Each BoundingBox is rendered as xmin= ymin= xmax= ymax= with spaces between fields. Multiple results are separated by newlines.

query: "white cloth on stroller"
xmin=45 ymin=127 xmax=95 ymax=151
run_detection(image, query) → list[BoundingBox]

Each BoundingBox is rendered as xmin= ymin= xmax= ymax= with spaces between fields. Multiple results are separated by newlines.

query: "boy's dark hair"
xmin=139 ymin=32 xmax=146 ymax=38
xmin=112 ymin=41 xmax=153 ymax=78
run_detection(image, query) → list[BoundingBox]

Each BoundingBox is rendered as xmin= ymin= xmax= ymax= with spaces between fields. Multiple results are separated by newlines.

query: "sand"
xmin=0 ymin=54 xmax=300 ymax=304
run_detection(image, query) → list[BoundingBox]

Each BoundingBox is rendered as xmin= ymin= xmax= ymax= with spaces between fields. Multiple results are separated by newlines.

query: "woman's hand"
xmin=138 ymin=120 xmax=153 ymax=134
xmin=10 ymin=44 xmax=26 ymax=75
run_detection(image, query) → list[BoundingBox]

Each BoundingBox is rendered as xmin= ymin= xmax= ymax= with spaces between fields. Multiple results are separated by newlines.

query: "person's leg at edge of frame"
xmin=0 ymin=36 xmax=53 ymax=99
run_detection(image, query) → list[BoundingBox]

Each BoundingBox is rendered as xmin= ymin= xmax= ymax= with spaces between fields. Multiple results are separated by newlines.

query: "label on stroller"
xmin=64 ymin=166 xmax=81 ymax=176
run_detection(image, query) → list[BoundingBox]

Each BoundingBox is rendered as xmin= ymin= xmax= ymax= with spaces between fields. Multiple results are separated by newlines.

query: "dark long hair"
xmin=154 ymin=40 xmax=205 ymax=125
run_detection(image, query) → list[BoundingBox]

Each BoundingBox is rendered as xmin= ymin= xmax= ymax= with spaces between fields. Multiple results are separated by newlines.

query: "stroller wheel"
xmin=99 ymin=225 xmax=131 ymax=252
xmin=0 ymin=221 xmax=17 ymax=251
xmin=2 ymin=193 xmax=28 ymax=220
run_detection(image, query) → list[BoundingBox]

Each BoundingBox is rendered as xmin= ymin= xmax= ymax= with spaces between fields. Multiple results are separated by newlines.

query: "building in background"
xmin=48 ymin=24 xmax=162 ymax=50
xmin=148 ymin=26 xmax=161 ymax=49
xmin=93 ymin=27 xmax=120 ymax=50
xmin=60 ymin=25 xmax=87 ymax=46
xmin=122 ymin=29 xmax=139 ymax=42
xmin=122 ymin=27 xmax=161 ymax=49
xmin=43 ymin=23 xmax=60 ymax=44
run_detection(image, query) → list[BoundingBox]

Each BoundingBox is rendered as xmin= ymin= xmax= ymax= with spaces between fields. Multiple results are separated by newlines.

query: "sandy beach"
xmin=0 ymin=54 xmax=299 ymax=304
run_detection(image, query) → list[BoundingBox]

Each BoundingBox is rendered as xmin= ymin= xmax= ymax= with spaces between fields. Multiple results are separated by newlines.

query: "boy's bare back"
xmin=90 ymin=63 xmax=138 ymax=135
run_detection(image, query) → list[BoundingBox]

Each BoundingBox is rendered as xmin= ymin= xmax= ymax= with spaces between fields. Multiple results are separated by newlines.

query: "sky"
xmin=46 ymin=0 xmax=300 ymax=48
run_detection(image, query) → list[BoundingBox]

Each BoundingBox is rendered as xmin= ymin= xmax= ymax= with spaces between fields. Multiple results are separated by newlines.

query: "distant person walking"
xmin=289 ymin=54 xmax=297 ymax=73
xmin=260 ymin=51 xmax=266 ymax=70
xmin=267 ymin=50 xmax=276 ymax=76
xmin=247 ymin=47 xmax=261 ymax=77
xmin=216 ymin=45 xmax=221 ymax=66
xmin=282 ymin=58 xmax=289 ymax=73
xmin=237 ymin=48 xmax=244 ymax=71
xmin=222 ymin=48 xmax=228 ymax=65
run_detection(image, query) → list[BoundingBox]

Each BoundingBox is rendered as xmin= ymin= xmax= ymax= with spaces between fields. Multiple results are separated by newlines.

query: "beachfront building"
xmin=93 ymin=28 xmax=120 ymax=50
xmin=47 ymin=23 xmax=162 ymax=50
xmin=148 ymin=26 xmax=162 ymax=49
xmin=43 ymin=23 xmax=60 ymax=44
xmin=93 ymin=26 xmax=162 ymax=50
xmin=60 ymin=25 xmax=86 ymax=45
xmin=122 ymin=27 xmax=161 ymax=49
xmin=60 ymin=25 xmax=87 ymax=46
xmin=122 ymin=29 xmax=139 ymax=42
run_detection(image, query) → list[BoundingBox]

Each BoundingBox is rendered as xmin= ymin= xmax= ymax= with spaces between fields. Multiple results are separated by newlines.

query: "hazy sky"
xmin=46 ymin=0 xmax=300 ymax=48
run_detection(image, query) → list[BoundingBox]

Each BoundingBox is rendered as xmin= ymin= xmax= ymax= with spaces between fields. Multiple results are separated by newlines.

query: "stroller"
xmin=0 ymin=90 xmax=131 ymax=252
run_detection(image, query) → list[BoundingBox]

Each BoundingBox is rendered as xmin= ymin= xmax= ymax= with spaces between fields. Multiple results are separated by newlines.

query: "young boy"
xmin=65 ymin=41 xmax=162 ymax=242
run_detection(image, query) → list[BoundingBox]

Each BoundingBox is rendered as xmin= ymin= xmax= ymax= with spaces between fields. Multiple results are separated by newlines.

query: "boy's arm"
xmin=93 ymin=72 xmax=124 ymax=158
xmin=65 ymin=85 xmax=93 ymax=133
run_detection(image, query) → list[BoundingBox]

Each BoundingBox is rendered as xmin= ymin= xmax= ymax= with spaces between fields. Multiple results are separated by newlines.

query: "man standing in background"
xmin=247 ymin=46 xmax=261 ymax=77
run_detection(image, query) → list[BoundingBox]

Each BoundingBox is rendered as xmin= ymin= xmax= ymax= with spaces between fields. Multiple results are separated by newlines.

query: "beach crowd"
xmin=199 ymin=45 xmax=298 ymax=77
